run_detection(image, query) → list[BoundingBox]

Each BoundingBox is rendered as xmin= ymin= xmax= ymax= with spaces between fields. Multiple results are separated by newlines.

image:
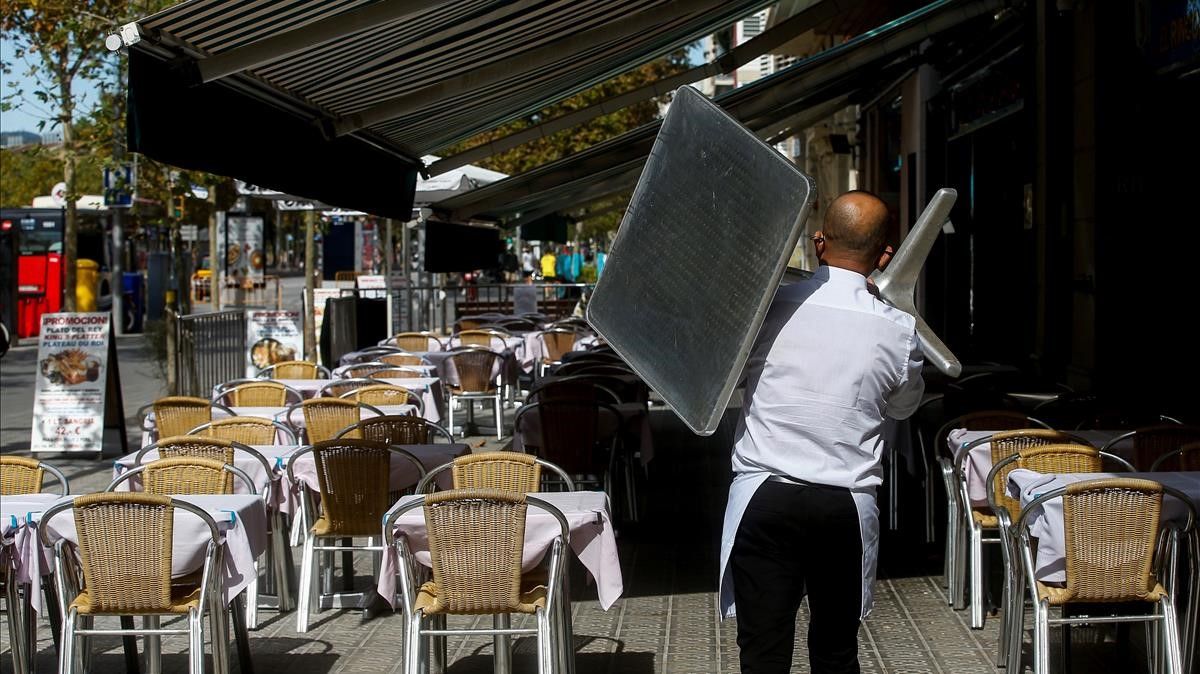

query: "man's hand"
xmin=877 ymin=245 xmax=895 ymax=273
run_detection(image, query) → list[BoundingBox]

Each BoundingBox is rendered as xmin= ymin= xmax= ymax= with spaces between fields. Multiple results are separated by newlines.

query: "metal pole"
xmin=304 ymin=210 xmax=317 ymax=361
xmin=382 ymin=217 xmax=393 ymax=334
xmin=111 ymin=201 xmax=126 ymax=336
xmin=402 ymin=218 xmax=411 ymax=332
xmin=209 ymin=193 xmax=221 ymax=311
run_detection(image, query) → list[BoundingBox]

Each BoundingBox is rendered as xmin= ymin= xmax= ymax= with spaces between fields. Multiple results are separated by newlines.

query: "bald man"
xmin=718 ymin=190 xmax=924 ymax=673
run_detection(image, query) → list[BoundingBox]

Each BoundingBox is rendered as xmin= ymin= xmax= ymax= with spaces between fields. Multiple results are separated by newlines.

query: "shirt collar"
xmin=814 ymin=264 xmax=869 ymax=286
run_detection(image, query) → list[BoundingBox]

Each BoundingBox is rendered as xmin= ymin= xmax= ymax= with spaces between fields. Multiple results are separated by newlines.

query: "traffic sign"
xmin=103 ymin=165 xmax=135 ymax=207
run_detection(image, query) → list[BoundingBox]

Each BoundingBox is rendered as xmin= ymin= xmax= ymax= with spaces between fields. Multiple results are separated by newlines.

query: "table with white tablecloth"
xmin=267 ymin=377 xmax=444 ymax=423
xmin=141 ymin=404 xmax=416 ymax=447
xmin=377 ymin=490 xmax=622 ymax=610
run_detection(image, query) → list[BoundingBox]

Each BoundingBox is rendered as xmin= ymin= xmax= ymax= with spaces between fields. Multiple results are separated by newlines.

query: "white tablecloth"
xmin=114 ymin=444 xmax=298 ymax=506
xmin=265 ymin=377 xmax=444 ymax=423
xmin=950 ymin=429 xmax=1128 ymax=507
xmin=378 ymin=490 xmax=622 ymax=610
xmin=1 ymin=493 xmax=62 ymax=590
xmin=37 ymin=494 xmax=268 ymax=607
xmin=1008 ymin=470 xmax=1200 ymax=582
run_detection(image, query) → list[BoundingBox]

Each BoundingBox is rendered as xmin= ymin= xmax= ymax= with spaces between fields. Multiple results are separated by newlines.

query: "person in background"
xmin=555 ymin=245 xmax=574 ymax=282
xmin=540 ymin=247 xmax=557 ymax=281
xmin=596 ymin=249 xmax=607 ymax=277
xmin=522 ymin=246 xmax=535 ymax=278
xmin=580 ymin=253 xmax=598 ymax=283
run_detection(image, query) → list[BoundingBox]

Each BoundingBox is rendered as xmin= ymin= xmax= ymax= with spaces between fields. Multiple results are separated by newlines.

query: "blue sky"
xmin=1 ymin=34 xmax=103 ymax=134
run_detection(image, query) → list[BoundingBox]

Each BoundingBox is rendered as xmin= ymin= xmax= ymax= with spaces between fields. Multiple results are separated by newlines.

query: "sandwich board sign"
xmin=31 ymin=313 xmax=127 ymax=456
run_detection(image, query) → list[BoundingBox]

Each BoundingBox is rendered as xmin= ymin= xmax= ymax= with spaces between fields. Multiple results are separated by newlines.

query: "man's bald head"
xmin=821 ymin=191 xmax=890 ymax=265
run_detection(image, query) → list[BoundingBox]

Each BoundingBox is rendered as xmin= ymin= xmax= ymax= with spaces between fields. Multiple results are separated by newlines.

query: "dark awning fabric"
xmin=128 ymin=51 xmax=417 ymax=220
xmin=423 ymin=220 xmax=501 ymax=273
xmin=433 ymin=0 xmax=1005 ymax=223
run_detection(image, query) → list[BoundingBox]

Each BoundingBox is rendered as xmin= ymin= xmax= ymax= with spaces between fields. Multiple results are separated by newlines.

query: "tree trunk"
xmin=304 ymin=210 xmax=317 ymax=361
xmin=60 ymin=78 xmax=77 ymax=312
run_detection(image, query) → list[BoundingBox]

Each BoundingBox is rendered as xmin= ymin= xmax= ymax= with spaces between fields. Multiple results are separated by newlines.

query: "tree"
xmin=0 ymin=141 xmax=103 ymax=207
xmin=1 ymin=0 xmax=129 ymax=310
xmin=443 ymin=53 xmax=689 ymax=236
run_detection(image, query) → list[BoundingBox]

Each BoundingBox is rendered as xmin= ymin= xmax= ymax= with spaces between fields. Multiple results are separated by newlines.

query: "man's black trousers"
xmin=731 ymin=479 xmax=865 ymax=674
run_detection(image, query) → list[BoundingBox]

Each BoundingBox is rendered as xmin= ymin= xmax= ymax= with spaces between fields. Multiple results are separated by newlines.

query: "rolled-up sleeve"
xmin=886 ymin=329 xmax=924 ymax=420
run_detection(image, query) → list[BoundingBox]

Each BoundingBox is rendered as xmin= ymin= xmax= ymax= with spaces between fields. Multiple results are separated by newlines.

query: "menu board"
xmin=357 ymin=274 xmax=386 ymax=299
xmin=31 ymin=313 xmax=111 ymax=453
xmin=246 ymin=310 xmax=303 ymax=376
xmin=221 ymin=215 xmax=265 ymax=284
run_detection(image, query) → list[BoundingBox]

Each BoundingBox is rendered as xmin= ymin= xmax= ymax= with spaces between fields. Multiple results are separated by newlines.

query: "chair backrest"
xmin=227 ymin=381 xmax=288 ymax=406
xmin=1150 ymin=441 xmax=1200 ymax=471
xmin=142 ymin=456 xmax=237 ymax=494
xmin=0 ymin=456 xmax=69 ymax=495
xmin=452 ymin=452 xmax=541 ymax=492
xmin=319 ymin=377 xmax=378 ymax=398
xmin=1018 ymin=444 xmax=1102 ymax=475
xmin=345 ymin=347 xmax=402 ymax=364
xmin=936 ymin=410 xmax=1049 ymax=459
xmin=297 ymin=398 xmax=363 ymax=443
xmin=1128 ymin=425 xmax=1200 ymax=471
xmin=338 ymin=414 xmax=452 ymax=445
xmin=380 ymin=353 xmax=430 ymax=367
xmin=153 ymin=396 xmax=218 ymax=438
xmin=43 ymin=493 xmax=217 ymax=614
xmin=307 ymin=439 xmax=394 ymax=536
xmin=192 ymin=416 xmax=295 ymax=445
xmin=422 ymin=489 xmax=530 ymax=614
xmin=344 ymin=384 xmax=419 ymax=410
xmin=388 ymin=332 xmax=442 ymax=352
xmin=1061 ymin=479 xmax=1164 ymax=602
xmin=261 ymin=360 xmax=323 ymax=379
xmin=495 ymin=318 xmax=538 ymax=332
xmin=539 ymin=329 xmax=578 ymax=363
xmin=528 ymin=376 xmax=621 ymax=406
xmin=342 ymin=362 xmax=389 ymax=378
xmin=456 ymin=329 xmax=498 ymax=348
xmin=369 ymin=368 xmax=420 ymax=379
xmin=139 ymin=435 xmax=236 ymax=466
xmin=514 ymin=401 xmax=618 ymax=475
xmin=447 ymin=347 xmax=501 ymax=393
xmin=981 ymin=430 xmax=1091 ymax=516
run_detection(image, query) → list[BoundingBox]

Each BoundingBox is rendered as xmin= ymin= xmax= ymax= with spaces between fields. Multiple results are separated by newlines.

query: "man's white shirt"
xmin=719 ymin=264 xmax=924 ymax=618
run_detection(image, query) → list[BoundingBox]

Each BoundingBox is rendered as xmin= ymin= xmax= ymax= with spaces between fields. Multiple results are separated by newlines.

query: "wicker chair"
xmin=379 ymin=352 xmax=431 ymax=367
xmin=514 ymin=400 xmax=623 ymax=511
xmin=287 ymin=439 xmax=426 ymax=633
xmin=528 ymin=375 xmax=622 ymax=406
xmin=107 ymin=456 xmax=255 ymax=495
xmin=285 ymin=398 xmax=383 ymax=443
xmin=446 ymin=347 xmax=504 ymax=440
xmin=455 ymin=329 xmax=503 ymax=348
xmin=385 ymin=489 xmax=570 ymax=674
xmin=135 ymin=436 xmax=272 ymax=492
xmin=39 ymin=493 xmax=232 ymax=674
xmin=139 ymin=397 xmax=235 ymax=442
xmin=416 ymin=451 xmax=575 ymax=494
xmin=1101 ymin=425 xmax=1200 ymax=471
xmin=368 ymin=368 xmax=422 ymax=380
xmin=335 ymin=415 xmax=452 ymax=445
xmin=343 ymin=346 xmax=403 ymax=365
xmin=220 ymin=381 xmax=296 ymax=407
xmin=936 ymin=410 xmax=1050 ymax=610
xmin=1012 ymin=478 xmax=1193 ymax=674
xmin=1150 ymin=441 xmax=1200 ymax=471
xmin=317 ymin=377 xmax=377 ymax=398
xmin=951 ymin=430 xmax=1090 ymax=632
xmin=256 ymin=360 xmax=330 ymax=379
xmin=342 ymin=362 xmax=390 ymax=378
xmin=342 ymin=385 xmax=423 ymax=415
xmin=536 ymin=329 xmax=578 ymax=376
xmin=187 ymin=416 xmax=298 ymax=445
xmin=0 ymin=456 xmax=69 ymax=495
xmin=384 ymin=332 xmax=444 ymax=352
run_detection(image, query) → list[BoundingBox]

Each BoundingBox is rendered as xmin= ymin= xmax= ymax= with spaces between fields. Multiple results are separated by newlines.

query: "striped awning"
xmin=122 ymin=0 xmax=780 ymax=158
xmin=434 ymin=0 xmax=1005 ymax=223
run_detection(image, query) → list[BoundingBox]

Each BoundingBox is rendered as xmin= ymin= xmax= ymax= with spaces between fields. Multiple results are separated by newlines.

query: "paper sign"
xmin=246 ymin=310 xmax=302 ymax=376
xmin=31 ymin=313 xmax=110 ymax=453
xmin=221 ymin=215 xmax=265 ymax=284
xmin=357 ymin=274 xmax=386 ymax=299
xmin=308 ymin=288 xmax=342 ymax=364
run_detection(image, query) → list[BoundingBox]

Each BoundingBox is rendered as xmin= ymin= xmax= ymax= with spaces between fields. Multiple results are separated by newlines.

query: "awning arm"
xmin=426 ymin=0 xmax=843 ymax=176
xmin=196 ymin=0 xmax=451 ymax=83
xmin=331 ymin=0 xmax=735 ymax=136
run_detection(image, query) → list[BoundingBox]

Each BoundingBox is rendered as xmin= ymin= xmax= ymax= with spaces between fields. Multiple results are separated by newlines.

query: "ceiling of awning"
xmin=126 ymin=0 xmax=783 ymax=159
xmin=434 ymin=0 xmax=1005 ymax=224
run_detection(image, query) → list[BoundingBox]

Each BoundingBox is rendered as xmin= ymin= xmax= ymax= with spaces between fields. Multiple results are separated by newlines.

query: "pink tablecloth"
xmin=270 ymin=377 xmax=444 ymax=423
xmin=950 ymin=429 xmax=1127 ymax=507
xmin=141 ymin=404 xmax=415 ymax=447
xmin=114 ymin=445 xmax=298 ymax=507
xmin=1008 ymin=470 xmax=1200 ymax=582
xmin=378 ymin=490 xmax=622 ymax=610
xmin=35 ymin=494 xmax=267 ymax=608
xmin=1 ymin=493 xmax=61 ymax=594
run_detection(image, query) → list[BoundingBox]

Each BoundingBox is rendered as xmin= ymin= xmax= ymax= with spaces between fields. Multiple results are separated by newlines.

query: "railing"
xmin=391 ymin=282 xmax=595 ymax=334
xmin=173 ymin=309 xmax=246 ymax=396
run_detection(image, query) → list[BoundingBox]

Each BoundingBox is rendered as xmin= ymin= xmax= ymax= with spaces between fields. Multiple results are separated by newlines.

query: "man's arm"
xmin=886 ymin=329 xmax=925 ymax=420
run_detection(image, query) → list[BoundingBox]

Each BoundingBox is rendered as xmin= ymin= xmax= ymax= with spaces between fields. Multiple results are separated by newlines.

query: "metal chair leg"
xmin=494 ymin=395 xmax=503 ymax=439
xmin=5 ymin=571 xmax=28 ymax=674
xmin=969 ymin=525 xmax=985 ymax=629
xmin=119 ymin=616 xmax=140 ymax=674
xmin=1033 ymin=601 xmax=1049 ymax=674
xmin=58 ymin=608 xmax=76 ymax=674
xmin=187 ymin=609 xmax=203 ymax=674
xmin=145 ymin=615 xmax=162 ymax=674
xmin=231 ymin=595 xmax=254 ymax=674
xmin=296 ymin=534 xmax=316 ymax=633
xmin=493 ymin=613 xmax=511 ymax=674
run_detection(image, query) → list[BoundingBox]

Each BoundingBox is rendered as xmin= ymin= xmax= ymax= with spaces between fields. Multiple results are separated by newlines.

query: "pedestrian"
xmin=540 ymin=247 xmax=557 ymax=281
xmin=719 ymin=190 xmax=921 ymax=674
xmin=522 ymin=246 xmax=535 ymax=278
